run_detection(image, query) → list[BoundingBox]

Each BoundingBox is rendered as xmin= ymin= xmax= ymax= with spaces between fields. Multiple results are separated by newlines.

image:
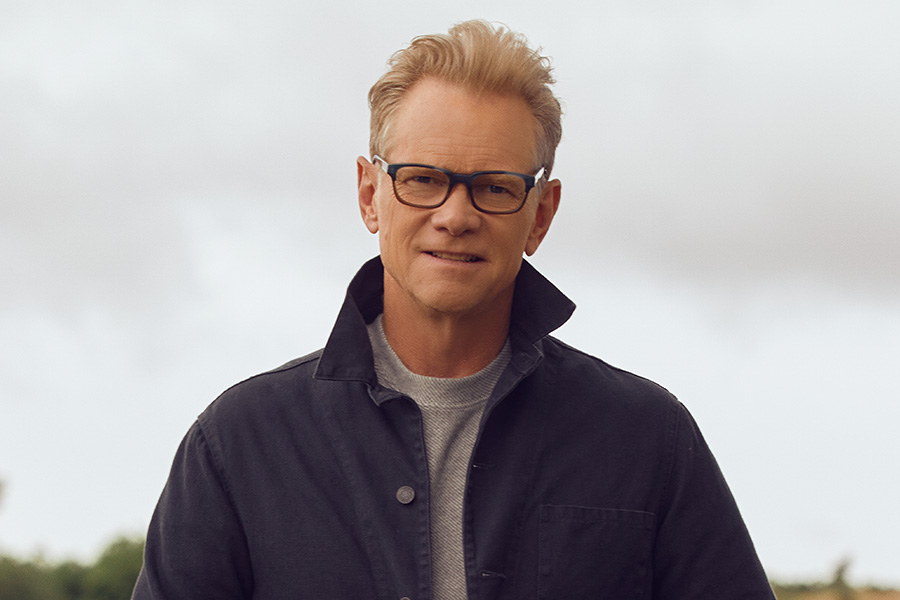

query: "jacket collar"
xmin=314 ymin=256 xmax=575 ymax=384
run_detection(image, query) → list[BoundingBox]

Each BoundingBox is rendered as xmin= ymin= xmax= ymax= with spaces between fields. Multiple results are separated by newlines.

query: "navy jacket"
xmin=134 ymin=257 xmax=774 ymax=599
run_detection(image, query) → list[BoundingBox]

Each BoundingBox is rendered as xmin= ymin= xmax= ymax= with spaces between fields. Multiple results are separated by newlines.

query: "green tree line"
xmin=0 ymin=536 xmax=143 ymax=600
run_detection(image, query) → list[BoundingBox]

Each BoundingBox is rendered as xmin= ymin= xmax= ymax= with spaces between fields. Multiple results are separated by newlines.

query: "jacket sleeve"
xmin=652 ymin=402 xmax=775 ymax=600
xmin=132 ymin=421 xmax=253 ymax=600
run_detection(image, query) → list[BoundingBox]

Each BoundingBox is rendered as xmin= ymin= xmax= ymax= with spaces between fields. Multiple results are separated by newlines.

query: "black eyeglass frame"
xmin=372 ymin=155 xmax=547 ymax=215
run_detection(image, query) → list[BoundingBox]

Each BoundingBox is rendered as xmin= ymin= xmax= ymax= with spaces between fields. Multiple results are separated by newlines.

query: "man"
xmin=133 ymin=20 xmax=774 ymax=599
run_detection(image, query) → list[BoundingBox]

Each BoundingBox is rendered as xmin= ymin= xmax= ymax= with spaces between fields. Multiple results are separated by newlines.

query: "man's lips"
xmin=425 ymin=251 xmax=483 ymax=263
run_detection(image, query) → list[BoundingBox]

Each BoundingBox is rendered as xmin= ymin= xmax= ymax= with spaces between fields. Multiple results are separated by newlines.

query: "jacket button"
xmin=396 ymin=486 xmax=415 ymax=504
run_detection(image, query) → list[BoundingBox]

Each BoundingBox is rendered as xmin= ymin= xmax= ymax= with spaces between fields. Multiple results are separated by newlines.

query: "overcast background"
xmin=1 ymin=0 xmax=898 ymax=587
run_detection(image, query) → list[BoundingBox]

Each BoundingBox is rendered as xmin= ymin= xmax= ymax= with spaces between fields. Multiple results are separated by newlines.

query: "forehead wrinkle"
xmin=412 ymin=136 xmax=530 ymax=172
xmin=389 ymin=124 xmax=537 ymax=174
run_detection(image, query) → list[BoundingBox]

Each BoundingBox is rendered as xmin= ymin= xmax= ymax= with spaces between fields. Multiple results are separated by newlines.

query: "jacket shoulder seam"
xmin=543 ymin=335 xmax=677 ymax=399
xmin=190 ymin=420 xmax=244 ymax=523
xmin=216 ymin=349 xmax=324 ymax=398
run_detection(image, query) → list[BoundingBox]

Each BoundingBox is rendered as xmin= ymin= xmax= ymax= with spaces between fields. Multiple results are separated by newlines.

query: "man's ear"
xmin=357 ymin=156 xmax=379 ymax=234
xmin=524 ymin=178 xmax=561 ymax=256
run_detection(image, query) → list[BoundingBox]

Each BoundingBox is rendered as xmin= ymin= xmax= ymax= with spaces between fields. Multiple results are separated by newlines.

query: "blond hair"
xmin=368 ymin=20 xmax=562 ymax=174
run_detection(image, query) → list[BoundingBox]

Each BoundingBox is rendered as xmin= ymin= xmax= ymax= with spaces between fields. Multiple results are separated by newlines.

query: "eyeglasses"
xmin=372 ymin=155 xmax=546 ymax=215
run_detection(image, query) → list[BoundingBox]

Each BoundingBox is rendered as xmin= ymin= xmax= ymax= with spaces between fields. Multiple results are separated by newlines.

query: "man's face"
xmin=357 ymin=77 xmax=560 ymax=321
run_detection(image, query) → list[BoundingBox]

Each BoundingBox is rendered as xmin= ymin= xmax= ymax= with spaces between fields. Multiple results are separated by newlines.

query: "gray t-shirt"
xmin=366 ymin=314 xmax=511 ymax=600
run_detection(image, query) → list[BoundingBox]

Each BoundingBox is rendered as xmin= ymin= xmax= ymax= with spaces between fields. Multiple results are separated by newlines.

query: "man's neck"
xmin=381 ymin=291 xmax=512 ymax=379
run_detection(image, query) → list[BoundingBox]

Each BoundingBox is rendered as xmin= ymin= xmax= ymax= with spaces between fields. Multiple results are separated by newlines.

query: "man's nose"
xmin=431 ymin=183 xmax=481 ymax=235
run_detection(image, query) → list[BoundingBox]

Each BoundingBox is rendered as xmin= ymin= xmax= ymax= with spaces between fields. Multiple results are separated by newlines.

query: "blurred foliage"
xmin=770 ymin=559 xmax=900 ymax=600
xmin=771 ymin=581 xmax=831 ymax=600
xmin=771 ymin=581 xmax=900 ymax=600
xmin=0 ymin=536 xmax=143 ymax=600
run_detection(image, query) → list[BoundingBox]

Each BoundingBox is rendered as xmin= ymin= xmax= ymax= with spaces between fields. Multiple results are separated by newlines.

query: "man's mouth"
xmin=426 ymin=251 xmax=482 ymax=263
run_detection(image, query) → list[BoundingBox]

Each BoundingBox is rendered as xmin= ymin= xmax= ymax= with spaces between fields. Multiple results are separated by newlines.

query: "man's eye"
xmin=488 ymin=184 xmax=511 ymax=195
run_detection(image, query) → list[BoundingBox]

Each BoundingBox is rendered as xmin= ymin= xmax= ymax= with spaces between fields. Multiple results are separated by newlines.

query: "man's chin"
xmin=413 ymin=282 xmax=515 ymax=321
xmin=415 ymin=292 xmax=484 ymax=317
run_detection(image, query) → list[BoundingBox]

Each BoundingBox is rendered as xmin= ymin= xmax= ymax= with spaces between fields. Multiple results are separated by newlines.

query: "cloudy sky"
xmin=1 ymin=0 xmax=898 ymax=586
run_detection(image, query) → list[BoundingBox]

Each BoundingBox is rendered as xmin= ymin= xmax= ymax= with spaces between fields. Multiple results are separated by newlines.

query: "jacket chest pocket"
xmin=538 ymin=505 xmax=654 ymax=600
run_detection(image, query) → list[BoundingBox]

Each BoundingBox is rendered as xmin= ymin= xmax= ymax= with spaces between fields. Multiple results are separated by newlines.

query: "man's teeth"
xmin=429 ymin=252 xmax=480 ymax=262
